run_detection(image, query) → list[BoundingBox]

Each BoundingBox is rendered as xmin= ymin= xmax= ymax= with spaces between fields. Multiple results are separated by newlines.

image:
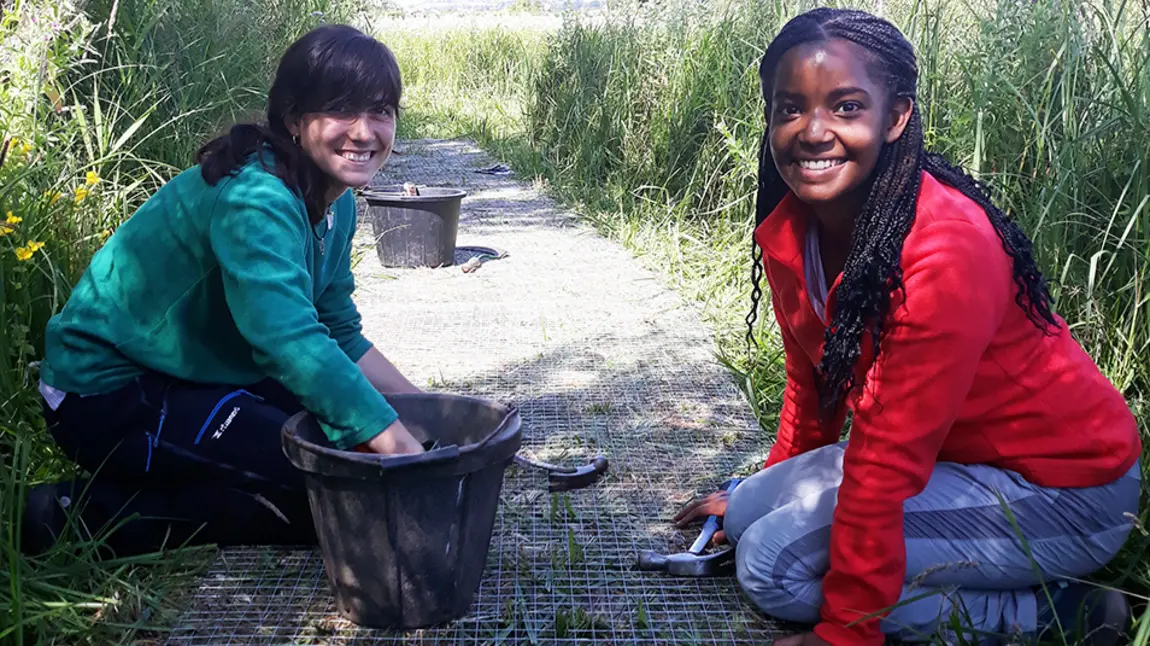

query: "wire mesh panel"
xmin=163 ymin=140 xmax=781 ymax=645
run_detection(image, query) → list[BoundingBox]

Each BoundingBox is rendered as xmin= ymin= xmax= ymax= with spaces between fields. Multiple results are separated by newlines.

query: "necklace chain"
xmin=311 ymin=206 xmax=332 ymax=255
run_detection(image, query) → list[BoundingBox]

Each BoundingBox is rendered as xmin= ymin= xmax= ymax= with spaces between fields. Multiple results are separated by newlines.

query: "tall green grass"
xmin=0 ymin=0 xmax=357 ymax=641
xmin=385 ymin=0 xmax=1150 ymax=639
xmin=385 ymin=23 xmax=549 ymax=143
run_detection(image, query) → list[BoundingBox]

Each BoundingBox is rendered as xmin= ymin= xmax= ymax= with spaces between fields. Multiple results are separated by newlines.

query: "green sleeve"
xmin=208 ymin=174 xmax=397 ymax=448
xmin=316 ymin=192 xmax=373 ymax=361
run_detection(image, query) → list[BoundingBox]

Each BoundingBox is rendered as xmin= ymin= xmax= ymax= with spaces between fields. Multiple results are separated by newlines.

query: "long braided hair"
xmin=745 ymin=8 xmax=1058 ymax=420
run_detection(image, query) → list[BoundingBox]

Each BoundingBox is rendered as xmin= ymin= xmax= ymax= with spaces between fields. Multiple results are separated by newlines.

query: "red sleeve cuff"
xmin=814 ymin=621 xmax=884 ymax=646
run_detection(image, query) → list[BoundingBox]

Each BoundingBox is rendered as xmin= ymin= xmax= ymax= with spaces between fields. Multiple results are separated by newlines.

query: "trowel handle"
xmin=690 ymin=516 xmax=722 ymax=554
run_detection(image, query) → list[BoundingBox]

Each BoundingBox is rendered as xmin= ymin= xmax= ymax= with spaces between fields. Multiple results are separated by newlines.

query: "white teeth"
xmin=341 ymin=151 xmax=371 ymax=162
xmin=798 ymin=159 xmax=843 ymax=170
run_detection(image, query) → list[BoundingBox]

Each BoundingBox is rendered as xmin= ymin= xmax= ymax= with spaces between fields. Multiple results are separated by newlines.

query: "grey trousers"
xmin=724 ymin=442 xmax=1140 ymax=643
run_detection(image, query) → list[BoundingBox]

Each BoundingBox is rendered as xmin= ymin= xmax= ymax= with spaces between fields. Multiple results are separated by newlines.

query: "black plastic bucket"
xmin=281 ymin=394 xmax=522 ymax=629
xmin=363 ymin=187 xmax=466 ymax=268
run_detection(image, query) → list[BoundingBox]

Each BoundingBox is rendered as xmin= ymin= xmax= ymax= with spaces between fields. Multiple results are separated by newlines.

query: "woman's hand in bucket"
xmin=361 ymin=419 xmax=425 ymax=455
xmin=672 ymin=491 xmax=731 ymax=545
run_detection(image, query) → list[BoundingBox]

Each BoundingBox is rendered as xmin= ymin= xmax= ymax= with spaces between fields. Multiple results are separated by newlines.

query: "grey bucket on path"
xmin=363 ymin=187 xmax=467 ymax=268
xmin=281 ymin=393 xmax=522 ymax=629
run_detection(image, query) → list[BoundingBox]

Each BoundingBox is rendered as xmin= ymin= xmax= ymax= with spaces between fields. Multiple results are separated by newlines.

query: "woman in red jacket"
xmin=673 ymin=8 xmax=1142 ymax=646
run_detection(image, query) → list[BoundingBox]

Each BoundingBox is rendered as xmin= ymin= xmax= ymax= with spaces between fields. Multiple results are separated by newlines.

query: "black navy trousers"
xmin=42 ymin=371 xmax=318 ymax=555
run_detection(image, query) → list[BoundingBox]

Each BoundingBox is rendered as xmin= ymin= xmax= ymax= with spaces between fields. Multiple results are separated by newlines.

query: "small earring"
xmin=292 ymin=134 xmax=300 ymax=147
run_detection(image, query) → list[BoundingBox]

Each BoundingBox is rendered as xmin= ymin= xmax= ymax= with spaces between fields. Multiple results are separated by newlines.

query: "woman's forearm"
xmin=356 ymin=346 xmax=422 ymax=395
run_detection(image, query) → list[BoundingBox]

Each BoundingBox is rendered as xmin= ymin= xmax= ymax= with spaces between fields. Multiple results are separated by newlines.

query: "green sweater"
xmin=41 ymin=153 xmax=398 ymax=449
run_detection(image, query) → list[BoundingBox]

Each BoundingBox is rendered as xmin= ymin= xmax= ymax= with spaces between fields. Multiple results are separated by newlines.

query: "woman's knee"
xmin=724 ymin=477 xmax=763 ymax=544
xmin=735 ymin=515 xmax=826 ymax=625
xmin=726 ymin=442 xmax=845 ymax=545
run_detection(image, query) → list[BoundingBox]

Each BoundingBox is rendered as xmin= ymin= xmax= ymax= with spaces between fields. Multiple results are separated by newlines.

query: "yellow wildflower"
xmin=74 ymin=186 xmax=89 ymax=203
xmin=44 ymin=190 xmax=62 ymax=205
xmin=1 ymin=212 xmax=19 ymax=237
xmin=86 ymin=171 xmax=100 ymax=186
xmin=99 ymin=228 xmax=112 ymax=241
xmin=15 ymin=241 xmax=44 ymax=261
xmin=8 ymin=138 xmax=32 ymax=156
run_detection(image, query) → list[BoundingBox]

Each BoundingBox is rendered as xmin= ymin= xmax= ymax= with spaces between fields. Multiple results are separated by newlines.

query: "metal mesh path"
xmin=163 ymin=139 xmax=779 ymax=645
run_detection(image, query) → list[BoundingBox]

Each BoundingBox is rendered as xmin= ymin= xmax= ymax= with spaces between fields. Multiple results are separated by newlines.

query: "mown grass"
xmin=383 ymin=0 xmax=1150 ymax=641
xmin=0 ymin=0 xmax=359 ymax=642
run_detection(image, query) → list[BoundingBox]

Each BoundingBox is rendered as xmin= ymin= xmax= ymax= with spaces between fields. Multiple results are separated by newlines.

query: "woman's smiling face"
xmin=294 ymin=107 xmax=397 ymax=201
xmin=767 ymin=38 xmax=909 ymax=216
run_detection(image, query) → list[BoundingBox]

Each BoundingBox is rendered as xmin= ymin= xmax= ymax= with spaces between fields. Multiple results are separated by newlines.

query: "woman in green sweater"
xmin=23 ymin=24 xmax=424 ymax=556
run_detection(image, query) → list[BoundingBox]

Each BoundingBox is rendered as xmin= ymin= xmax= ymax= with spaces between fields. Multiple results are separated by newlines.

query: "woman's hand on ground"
xmin=672 ymin=491 xmax=730 ymax=545
xmin=774 ymin=633 xmax=831 ymax=646
xmin=361 ymin=419 xmax=424 ymax=455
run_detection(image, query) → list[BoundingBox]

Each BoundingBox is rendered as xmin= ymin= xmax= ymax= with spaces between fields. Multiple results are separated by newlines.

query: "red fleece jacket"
xmin=755 ymin=171 xmax=1141 ymax=646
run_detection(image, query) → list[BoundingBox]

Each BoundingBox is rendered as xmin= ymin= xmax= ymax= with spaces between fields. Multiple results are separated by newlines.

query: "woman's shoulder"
xmin=909 ymin=171 xmax=1003 ymax=247
xmin=902 ymin=171 xmax=1013 ymax=287
xmin=227 ymin=151 xmax=296 ymax=188
xmin=212 ymin=153 xmax=306 ymax=214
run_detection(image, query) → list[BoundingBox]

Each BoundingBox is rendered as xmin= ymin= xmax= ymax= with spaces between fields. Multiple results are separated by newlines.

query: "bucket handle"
xmin=470 ymin=403 xmax=519 ymax=455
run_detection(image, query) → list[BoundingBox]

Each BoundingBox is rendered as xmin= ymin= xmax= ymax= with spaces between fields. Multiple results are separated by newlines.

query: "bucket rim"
xmin=281 ymin=394 xmax=521 ymax=478
xmin=361 ymin=186 xmax=467 ymax=205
